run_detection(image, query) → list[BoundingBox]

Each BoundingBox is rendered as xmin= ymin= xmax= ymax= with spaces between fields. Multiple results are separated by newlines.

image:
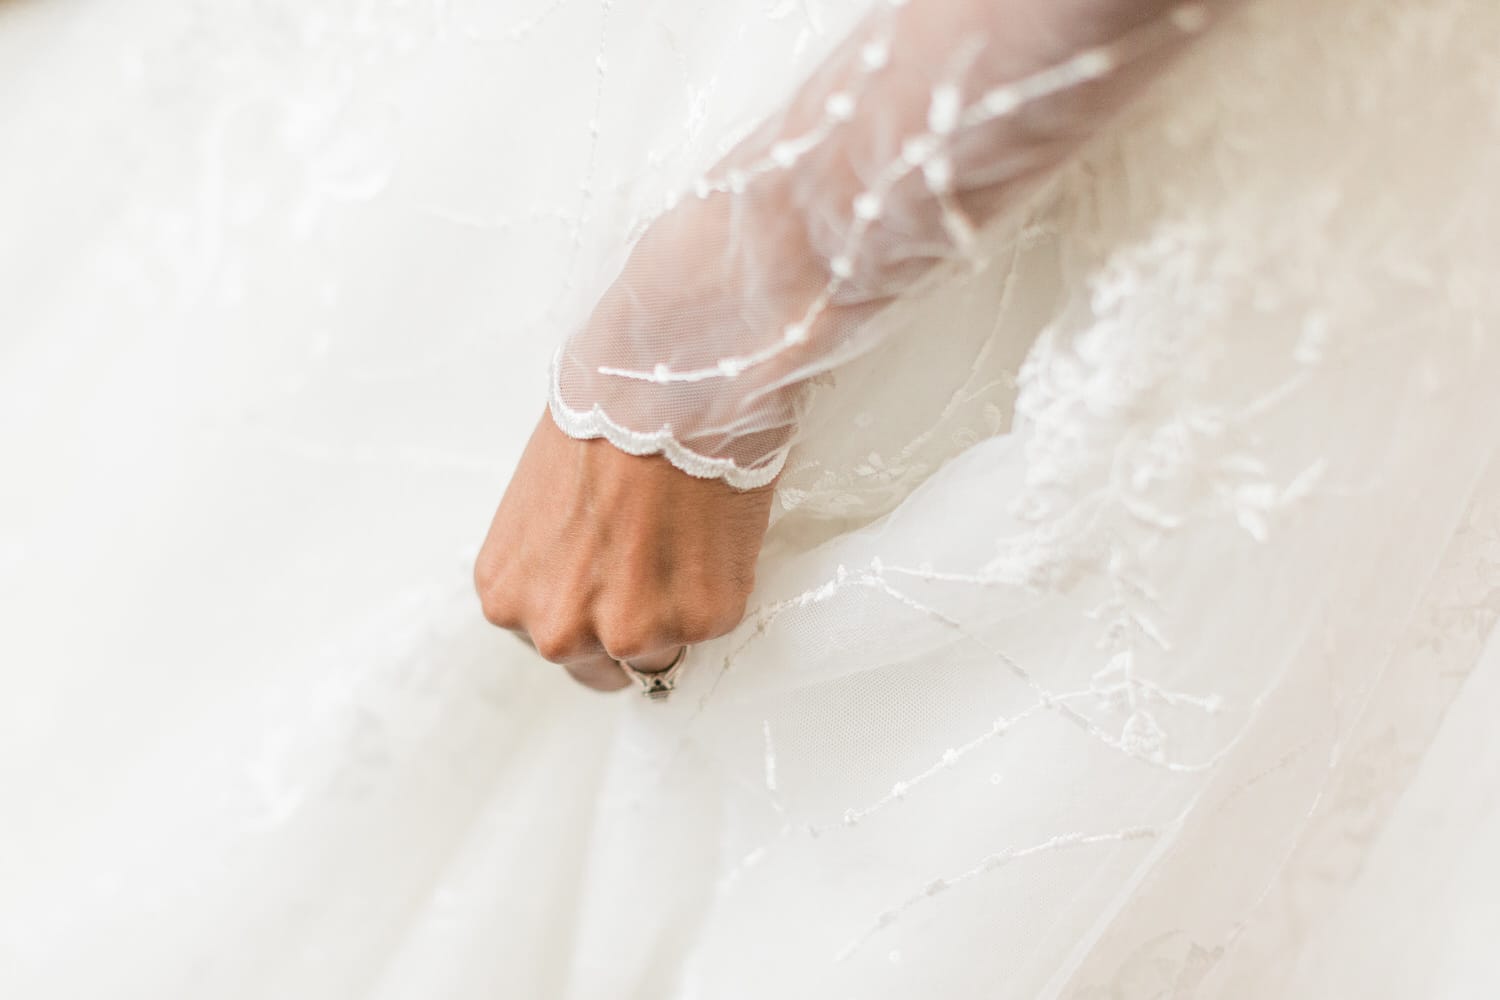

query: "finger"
xmin=618 ymin=645 xmax=684 ymax=672
xmin=564 ymin=655 xmax=632 ymax=693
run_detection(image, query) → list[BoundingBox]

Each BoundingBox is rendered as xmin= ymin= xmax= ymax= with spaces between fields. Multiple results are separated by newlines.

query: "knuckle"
xmin=530 ymin=636 xmax=570 ymax=663
xmin=672 ymin=593 xmax=748 ymax=646
xmin=595 ymin=611 xmax=657 ymax=662
xmin=478 ymin=587 xmax=521 ymax=630
xmin=599 ymin=632 xmax=655 ymax=662
xmin=672 ymin=609 xmax=720 ymax=645
xmin=530 ymin=624 xmax=588 ymax=663
xmin=474 ymin=557 xmax=524 ymax=630
xmin=472 ymin=553 xmax=499 ymax=596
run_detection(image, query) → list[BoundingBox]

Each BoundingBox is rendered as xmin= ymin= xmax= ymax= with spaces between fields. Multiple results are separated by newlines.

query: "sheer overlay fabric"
xmin=550 ymin=0 xmax=1225 ymax=487
xmin=2 ymin=0 xmax=1498 ymax=998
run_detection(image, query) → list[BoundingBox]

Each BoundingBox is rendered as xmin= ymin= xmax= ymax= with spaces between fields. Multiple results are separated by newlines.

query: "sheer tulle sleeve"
xmin=549 ymin=0 xmax=1226 ymax=488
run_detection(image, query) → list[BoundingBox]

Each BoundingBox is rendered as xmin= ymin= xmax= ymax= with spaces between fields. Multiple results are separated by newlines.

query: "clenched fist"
xmin=473 ymin=411 xmax=776 ymax=692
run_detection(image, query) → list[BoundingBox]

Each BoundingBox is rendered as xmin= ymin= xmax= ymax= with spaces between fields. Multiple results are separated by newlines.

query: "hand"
xmin=474 ymin=411 xmax=776 ymax=691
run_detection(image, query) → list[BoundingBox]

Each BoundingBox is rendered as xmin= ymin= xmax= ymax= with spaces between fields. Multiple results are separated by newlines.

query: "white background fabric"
xmin=2 ymin=0 xmax=1499 ymax=997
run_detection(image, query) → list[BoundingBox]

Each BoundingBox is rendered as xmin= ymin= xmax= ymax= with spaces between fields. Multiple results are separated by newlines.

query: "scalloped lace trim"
xmin=547 ymin=353 xmax=786 ymax=490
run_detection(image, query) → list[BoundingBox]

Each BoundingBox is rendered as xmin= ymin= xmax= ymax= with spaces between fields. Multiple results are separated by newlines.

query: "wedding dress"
xmin=2 ymin=0 xmax=1498 ymax=997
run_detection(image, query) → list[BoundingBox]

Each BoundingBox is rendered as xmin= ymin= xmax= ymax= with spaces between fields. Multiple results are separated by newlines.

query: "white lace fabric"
xmin=549 ymin=0 xmax=1220 ymax=488
xmin=4 ymin=0 xmax=1500 ymax=997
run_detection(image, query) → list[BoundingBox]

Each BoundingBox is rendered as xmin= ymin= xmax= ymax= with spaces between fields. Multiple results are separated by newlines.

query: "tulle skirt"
xmin=2 ymin=0 xmax=1498 ymax=996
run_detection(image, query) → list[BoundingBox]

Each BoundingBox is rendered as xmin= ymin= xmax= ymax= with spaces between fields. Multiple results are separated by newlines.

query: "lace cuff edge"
xmin=547 ymin=359 xmax=785 ymax=491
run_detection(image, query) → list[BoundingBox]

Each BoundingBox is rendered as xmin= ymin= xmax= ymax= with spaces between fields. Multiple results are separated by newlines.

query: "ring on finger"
xmin=616 ymin=646 xmax=689 ymax=702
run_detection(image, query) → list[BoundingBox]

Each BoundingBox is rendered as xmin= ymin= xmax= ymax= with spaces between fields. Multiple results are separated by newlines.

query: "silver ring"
xmin=617 ymin=646 xmax=689 ymax=701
